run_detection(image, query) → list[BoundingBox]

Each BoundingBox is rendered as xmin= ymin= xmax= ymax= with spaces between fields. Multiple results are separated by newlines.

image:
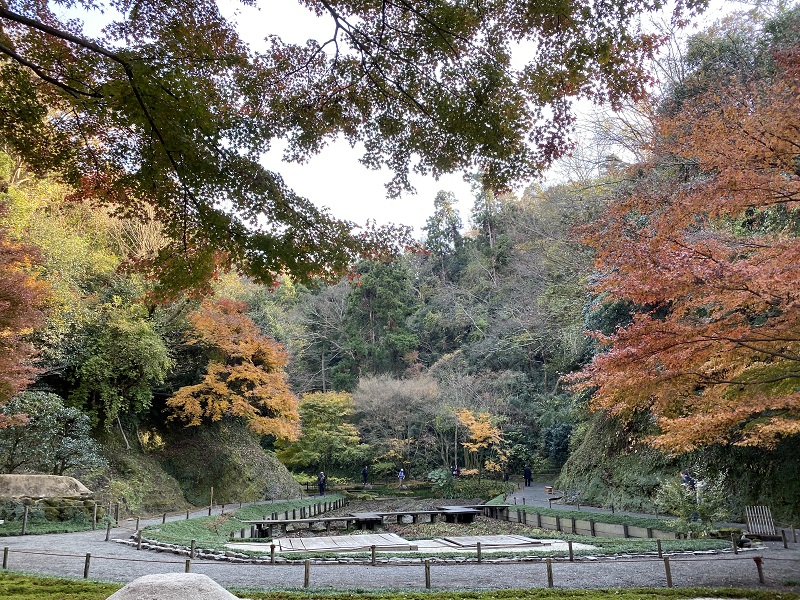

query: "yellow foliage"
xmin=167 ymin=298 xmax=299 ymax=441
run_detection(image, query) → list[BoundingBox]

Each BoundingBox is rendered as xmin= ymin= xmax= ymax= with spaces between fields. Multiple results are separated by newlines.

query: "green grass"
xmin=0 ymin=520 xmax=94 ymax=536
xmin=142 ymin=495 xmax=345 ymax=548
xmin=0 ymin=573 xmax=120 ymax=599
xmin=2 ymin=574 xmax=799 ymax=600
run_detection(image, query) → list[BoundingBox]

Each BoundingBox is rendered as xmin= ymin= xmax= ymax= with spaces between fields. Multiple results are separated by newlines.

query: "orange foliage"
xmin=167 ymin=298 xmax=299 ymax=440
xmin=571 ymin=50 xmax=800 ymax=451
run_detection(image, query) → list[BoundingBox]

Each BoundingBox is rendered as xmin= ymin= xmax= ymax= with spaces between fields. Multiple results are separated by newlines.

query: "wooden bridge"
xmin=241 ymin=505 xmax=484 ymax=538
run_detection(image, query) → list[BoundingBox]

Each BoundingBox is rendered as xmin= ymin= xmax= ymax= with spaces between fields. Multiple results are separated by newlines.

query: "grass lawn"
xmin=141 ymin=495 xmax=345 ymax=548
xmin=2 ymin=573 xmax=799 ymax=600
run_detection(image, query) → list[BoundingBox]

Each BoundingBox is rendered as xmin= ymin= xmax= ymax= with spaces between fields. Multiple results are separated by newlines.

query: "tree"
xmin=456 ymin=407 xmax=505 ymax=477
xmin=0 ymin=391 xmax=107 ymax=475
xmin=571 ymin=14 xmax=800 ymax=451
xmin=422 ymin=191 xmax=464 ymax=281
xmin=275 ymin=391 xmax=364 ymax=473
xmin=167 ymin=298 xmax=300 ymax=440
xmin=0 ymin=0 xmax=707 ymax=292
xmin=0 ymin=196 xmax=48 ymax=413
xmin=67 ymin=298 xmax=172 ymax=430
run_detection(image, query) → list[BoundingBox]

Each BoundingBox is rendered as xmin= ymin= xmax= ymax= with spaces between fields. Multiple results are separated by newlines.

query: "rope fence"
xmin=2 ymin=543 xmax=798 ymax=589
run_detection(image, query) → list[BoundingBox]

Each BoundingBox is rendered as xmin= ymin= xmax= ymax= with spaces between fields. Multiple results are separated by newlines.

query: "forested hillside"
xmin=0 ymin=2 xmax=797 ymax=521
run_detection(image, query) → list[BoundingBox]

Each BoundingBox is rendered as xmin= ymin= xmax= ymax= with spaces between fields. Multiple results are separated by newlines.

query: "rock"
xmin=0 ymin=474 xmax=92 ymax=498
xmin=106 ymin=573 xmax=239 ymax=599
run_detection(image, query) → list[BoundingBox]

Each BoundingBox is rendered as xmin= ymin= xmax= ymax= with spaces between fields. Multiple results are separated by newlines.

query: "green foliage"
xmin=428 ymin=474 xmax=513 ymax=500
xmin=159 ymin=422 xmax=301 ymax=505
xmin=276 ymin=392 xmax=366 ymax=473
xmin=0 ymin=392 xmax=107 ymax=476
xmin=67 ymin=300 xmax=171 ymax=429
xmin=655 ymin=475 xmax=732 ymax=536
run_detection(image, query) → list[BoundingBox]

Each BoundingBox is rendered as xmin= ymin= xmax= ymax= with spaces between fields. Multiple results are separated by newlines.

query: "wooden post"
xmin=537 ymin=513 xmax=542 ymax=528
xmin=555 ymin=515 xmax=561 ymax=532
xmin=590 ymin=520 xmax=596 ymax=537
xmin=190 ymin=540 xmax=196 ymax=559
xmin=731 ymin=533 xmax=738 ymax=554
xmin=477 ymin=541 xmax=482 ymax=563
xmin=186 ymin=510 xmax=190 ymax=520
xmin=105 ymin=521 xmax=112 ymax=541
xmin=270 ymin=544 xmax=275 ymax=564
xmin=657 ymin=539 xmax=663 ymax=558
xmin=21 ymin=505 xmax=29 ymax=535
xmin=753 ymin=556 xmax=765 ymax=584
xmin=162 ymin=512 xmax=167 ymax=524
xmin=3 ymin=547 xmax=8 ymax=569
xmin=781 ymin=530 xmax=788 ymax=549
xmin=185 ymin=559 xmax=191 ymax=573
xmin=115 ymin=501 xmax=120 ymax=524
xmin=92 ymin=503 xmax=97 ymax=530
xmin=208 ymin=486 xmax=213 ymax=516
xmin=425 ymin=560 xmax=431 ymax=589
xmin=623 ymin=523 xmax=629 ymax=538
xmin=137 ymin=530 xmax=142 ymax=550
xmin=304 ymin=560 xmax=310 ymax=588
xmin=546 ymin=558 xmax=553 ymax=588
xmin=571 ymin=517 xmax=576 ymax=534
xmin=664 ymin=557 xmax=673 ymax=588
xmin=83 ymin=553 xmax=91 ymax=579
xmin=568 ymin=540 xmax=574 ymax=561
xmin=135 ymin=517 xmax=140 ymax=531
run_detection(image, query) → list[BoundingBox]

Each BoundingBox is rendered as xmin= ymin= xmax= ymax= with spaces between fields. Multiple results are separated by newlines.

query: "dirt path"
xmin=1 ymin=503 xmax=798 ymax=593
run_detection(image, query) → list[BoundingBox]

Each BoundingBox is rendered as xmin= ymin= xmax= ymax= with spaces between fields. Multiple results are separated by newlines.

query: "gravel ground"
xmin=1 ymin=503 xmax=798 ymax=593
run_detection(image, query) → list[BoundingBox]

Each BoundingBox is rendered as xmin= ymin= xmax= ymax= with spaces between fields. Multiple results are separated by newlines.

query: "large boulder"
xmin=106 ymin=573 xmax=239 ymax=600
xmin=0 ymin=474 xmax=92 ymax=498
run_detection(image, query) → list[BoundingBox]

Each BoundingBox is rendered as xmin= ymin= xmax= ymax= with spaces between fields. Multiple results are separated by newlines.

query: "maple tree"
xmin=456 ymin=407 xmax=505 ymax=475
xmin=0 ymin=0 xmax=706 ymax=293
xmin=0 ymin=200 xmax=48 ymax=417
xmin=572 ymin=44 xmax=800 ymax=451
xmin=167 ymin=298 xmax=300 ymax=440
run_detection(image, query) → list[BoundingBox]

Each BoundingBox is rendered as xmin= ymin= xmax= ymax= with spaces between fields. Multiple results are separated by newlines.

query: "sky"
xmin=220 ymin=0 xmax=477 ymax=236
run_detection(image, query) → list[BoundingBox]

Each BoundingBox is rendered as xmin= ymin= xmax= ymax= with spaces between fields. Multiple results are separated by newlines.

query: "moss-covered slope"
xmin=158 ymin=422 xmax=301 ymax=505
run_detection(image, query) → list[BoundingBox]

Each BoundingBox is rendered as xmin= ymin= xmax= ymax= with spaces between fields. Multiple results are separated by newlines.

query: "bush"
xmin=655 ymin=474 xmax=731 ymax=536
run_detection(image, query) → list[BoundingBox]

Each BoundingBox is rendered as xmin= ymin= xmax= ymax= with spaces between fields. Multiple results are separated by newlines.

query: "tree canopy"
xmin=571 ymin=10 xmax=800 ymax=451
xmin=0 ymin=0 xmax=706 ymax=293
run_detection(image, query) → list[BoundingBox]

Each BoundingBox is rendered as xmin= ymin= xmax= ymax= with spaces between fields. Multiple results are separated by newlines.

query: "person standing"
xmin=361 ymin=465 xmax=369 ymax=485
xmin=398 ymin=468 xmax=405 ymax=487
xmin=523 ymin=465 xmax=532 ymax=487
xmin=317 ymin=471 xmax=327 ymax=495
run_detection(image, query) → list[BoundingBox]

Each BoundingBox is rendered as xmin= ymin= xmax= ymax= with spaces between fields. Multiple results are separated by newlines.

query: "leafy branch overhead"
xmin=0 ymin=0 xmax=705 ymax=292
